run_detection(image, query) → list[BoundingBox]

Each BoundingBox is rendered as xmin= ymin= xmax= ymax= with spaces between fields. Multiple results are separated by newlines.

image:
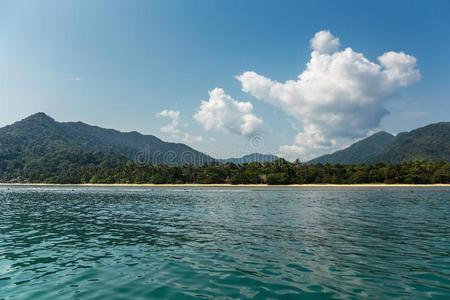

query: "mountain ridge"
xmin=0 ymin=113 xmax=281 ymax=168
xmin=308 ymin=131 xmax=395 ymax=164
xmin=0 ymin=112 xmax=214 ymax=166
xmin=308 ymin=122 xmax=450 ymax=164
xmin=0 ymin=113 xmax=449 ymax=183
xmin=368 ymin=122 xmax=450 ymax=163
xmin=1 ymin=113 xmax=449 ymax=171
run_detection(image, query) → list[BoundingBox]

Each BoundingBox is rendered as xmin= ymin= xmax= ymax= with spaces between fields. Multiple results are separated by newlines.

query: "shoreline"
xmin=1 ymin=183 xmax=449 ymax=188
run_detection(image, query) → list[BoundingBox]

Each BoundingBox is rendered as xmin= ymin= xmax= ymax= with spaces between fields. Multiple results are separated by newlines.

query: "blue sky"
xmin=0 ymin=0 xmax=449 ymax=159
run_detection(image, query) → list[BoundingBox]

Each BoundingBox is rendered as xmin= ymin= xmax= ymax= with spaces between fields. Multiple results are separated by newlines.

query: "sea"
xmin=0 ymin=186 xmax=449 ymax=299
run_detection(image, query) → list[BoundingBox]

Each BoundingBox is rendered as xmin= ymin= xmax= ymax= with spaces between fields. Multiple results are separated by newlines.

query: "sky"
xmin=0 ymin=0 xmax=449 ymax=160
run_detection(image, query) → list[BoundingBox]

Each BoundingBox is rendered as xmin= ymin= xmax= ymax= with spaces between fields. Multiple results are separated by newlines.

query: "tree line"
xmin=2 ymin=157 xmax=449 ymax=184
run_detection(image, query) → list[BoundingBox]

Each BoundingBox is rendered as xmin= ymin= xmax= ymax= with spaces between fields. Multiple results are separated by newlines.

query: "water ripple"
xmin=0 ymin=186 xmax=449 ymax=299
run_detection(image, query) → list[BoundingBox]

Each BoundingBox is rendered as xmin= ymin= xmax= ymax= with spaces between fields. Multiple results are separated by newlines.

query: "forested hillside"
xmin=309 ymin=123 xmax=450 ymax=164
xmin=0 ymin=113 xmax=449 ymax=184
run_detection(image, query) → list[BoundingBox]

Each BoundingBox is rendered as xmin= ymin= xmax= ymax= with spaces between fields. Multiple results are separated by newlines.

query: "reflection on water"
xmin=0 ymin=186 xmax=449 ymax=299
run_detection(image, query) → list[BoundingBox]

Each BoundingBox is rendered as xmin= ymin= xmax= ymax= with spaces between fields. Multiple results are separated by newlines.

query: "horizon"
xmin=1 ymin=0 xmax=449 ymax=160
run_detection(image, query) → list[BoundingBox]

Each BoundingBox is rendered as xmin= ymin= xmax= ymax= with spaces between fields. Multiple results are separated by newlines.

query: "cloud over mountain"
xmin=157 ymin=110 xmax=203 ymax=144
xmin=194 ymin=88 xmax=263 ymax=137
xmin=237 ymin=30 xmax=420 ymax=159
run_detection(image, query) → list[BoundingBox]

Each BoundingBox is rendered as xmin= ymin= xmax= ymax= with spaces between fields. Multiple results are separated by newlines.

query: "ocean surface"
xmin=0 ymin=186 xmax=449 ymax=299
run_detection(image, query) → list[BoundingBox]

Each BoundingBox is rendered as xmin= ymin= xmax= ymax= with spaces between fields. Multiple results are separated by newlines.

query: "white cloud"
xmin=237 ymin=30 xmax=420 ymax=160
xmin=67 ymin=77 xmax=82 ymax=81
xmin=194 ymin=88 xmax=263 ymax=137
xmin=157 ymin=110 xmax=203 ymax=144
xmin=157 ymin=110 xmax=182 ymax=136
xmin=378 ymin=51 xmax=420 ymax=86
xmin=278 ymin=125 xmax=337 ymax=161
xmin=310 ymin=30 xmax=340 ymax=54
xmin=278 ymin=145 xmax=306 ymax=161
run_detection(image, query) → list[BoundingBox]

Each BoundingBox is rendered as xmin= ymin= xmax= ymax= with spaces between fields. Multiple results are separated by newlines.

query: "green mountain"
xmin=219 ymin=153 xmax=279 ymax=165
xmin=0 ymin=113 xmax=448 ymax=184
xmin=308 ymin=122 xmax=450 ymax=164
xmin=1 ymin=113 xmax=448 ymax=183
xmin=368 ymin=122 xmax=450 ymax=163
xmin=308 ymin=131 xmax=395 ymax=164
xmin=0 ymin=113 xmax=213 ymax=177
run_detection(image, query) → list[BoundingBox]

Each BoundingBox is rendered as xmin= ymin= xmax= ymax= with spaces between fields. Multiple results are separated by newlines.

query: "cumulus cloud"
xmin=278 ymin=125 xmax=338 ymax=161
xmin=157 ymin=110 xmax=203 ymax=144
xmin=310 ymin=30 xmax=340 ymax=54
xmin=194 ymin=88 xmax=263 ymax=137
xmin=157 ymin=110 xmax=182 ymax=136
xmin=237 ymin=30 xmax=420 ymax=160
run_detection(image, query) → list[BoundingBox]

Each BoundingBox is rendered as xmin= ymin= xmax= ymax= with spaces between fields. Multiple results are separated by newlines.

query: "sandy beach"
xmin=1 ymin=183 xmax=449 ymax=188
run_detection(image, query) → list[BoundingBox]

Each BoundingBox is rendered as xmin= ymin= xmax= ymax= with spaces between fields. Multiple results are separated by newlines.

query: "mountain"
xmin=368 ymin=122 xmax=450 ymax=163
xmin=0 ymin=112 xmax=213 ymax=168
xmin=308 ymin=131 xmax=395 ymax=164
xmin=308 ymin=122 xmax=450 ymax=164
xmin=219 ymin=153 xmax=279 ymax=165
xmin=1 ymin=113 xmax=448 ymax=183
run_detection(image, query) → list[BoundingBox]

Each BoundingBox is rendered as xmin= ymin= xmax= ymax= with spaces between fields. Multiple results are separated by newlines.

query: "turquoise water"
xmin=0 ymin=186 xmax=449 ymax=299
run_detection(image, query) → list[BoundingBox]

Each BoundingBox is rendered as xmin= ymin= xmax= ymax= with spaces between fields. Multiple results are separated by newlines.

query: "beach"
xmin=1 ymin=183 xmax=449 ymax=188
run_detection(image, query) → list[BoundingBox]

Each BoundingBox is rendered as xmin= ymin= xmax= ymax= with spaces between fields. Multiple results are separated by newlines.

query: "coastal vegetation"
xmin=1 ymin=157 xmax=448 ymax=184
